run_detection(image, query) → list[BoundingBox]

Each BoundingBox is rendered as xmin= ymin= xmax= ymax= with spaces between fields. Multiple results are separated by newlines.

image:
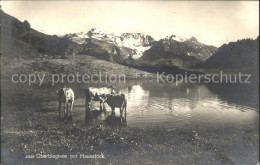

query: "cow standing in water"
xmin=85 ymin=86 xmax=115 ymax=111
xmin=57 ymin=88 xmax=74 ymax=118
xmin=104 ymin=94 xmax=127 ymax=116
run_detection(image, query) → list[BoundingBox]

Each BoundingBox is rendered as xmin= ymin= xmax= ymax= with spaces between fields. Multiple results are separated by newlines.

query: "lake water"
xmin=68 ymin=81 xmax=259 ymax=164
xmin=68 ymin=81 xmax=258 ymax=131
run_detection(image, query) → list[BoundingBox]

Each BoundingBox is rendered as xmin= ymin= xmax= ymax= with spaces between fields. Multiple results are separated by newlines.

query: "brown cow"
xmin=104 ymin=94 xmax=127 ymax=115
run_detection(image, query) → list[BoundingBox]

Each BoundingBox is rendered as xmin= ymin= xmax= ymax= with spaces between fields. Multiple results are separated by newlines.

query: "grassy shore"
xmin=1 ymin=55 xmax=157 ymax=81
xmin=2 ymin=101 xmax=258 ymax=164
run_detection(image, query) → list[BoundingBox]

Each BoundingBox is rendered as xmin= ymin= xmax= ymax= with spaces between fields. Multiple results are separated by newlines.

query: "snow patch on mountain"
xmin=76 ymin=32 xmax=89 ymax=39
xmin=165 ymin=35 xmax=195 ymax=42
xmin=87 ymin=28 xmax=107 ymax=40
xmin=65 ymin=32 xmax=89 ymax=44
xmin=66 ymin=28 xmax=154 ymax=59
xmin=131 ymin=46 xmax=151 ymax=59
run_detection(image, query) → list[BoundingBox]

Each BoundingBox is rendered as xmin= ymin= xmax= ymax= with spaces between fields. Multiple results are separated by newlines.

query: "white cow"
xmin=85 ymin=86 xmax=115 ymax=110
xmin=57 ymin=87 xmax=74 ymax=118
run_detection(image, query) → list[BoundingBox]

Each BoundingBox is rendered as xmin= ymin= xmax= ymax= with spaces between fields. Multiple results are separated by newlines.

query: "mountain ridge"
xmin=194 ymin=37 xmax=259 ymax=69
xmin=64 ymin=28 xmax=155 ymax=59
xmin=139 ymin=35 xmax=217 ymax=68
xmin=62 ymin=27 xmax=218 ymax=65
xmin=1 ymin=11 xmax=218 ymax=68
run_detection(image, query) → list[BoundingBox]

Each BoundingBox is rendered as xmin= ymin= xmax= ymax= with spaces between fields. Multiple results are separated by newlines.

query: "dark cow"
xmin=56 ymin=87 xmax=74 ymax=118
xmin=104 ymin=94 xmax=127 ymax=115
xmin=85 ymin=86 xmax=115 ymax=110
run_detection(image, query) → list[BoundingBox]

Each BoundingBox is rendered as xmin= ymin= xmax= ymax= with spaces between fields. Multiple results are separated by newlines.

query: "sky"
xmin=1 ymin=1 xmax=259 ymax=47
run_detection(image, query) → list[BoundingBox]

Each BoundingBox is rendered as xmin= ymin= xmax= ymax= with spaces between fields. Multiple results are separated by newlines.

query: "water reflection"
xmin=105 ymin=111 xmax=127 ymax=128
xmin=127 ymin=85 xmax=149 ymax=108
xmin=117 ymin=82 xmax=258 ymax=129
xmin=85 ymin=107 xmax=127 ymax=128
xmin=205 ymin=82 xmax=259 ymax=109
xmin=85 ymin=109 xmax=107 ymax=124
xmin=71 ymin=81 xmax=258 ymax=130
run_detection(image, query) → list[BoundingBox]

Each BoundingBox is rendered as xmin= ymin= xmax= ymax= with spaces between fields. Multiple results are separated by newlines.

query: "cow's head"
xmin=107 ymin=85 xmax=116 ymax=94
xmin=56 ymin=88 xmax=65 ymax=98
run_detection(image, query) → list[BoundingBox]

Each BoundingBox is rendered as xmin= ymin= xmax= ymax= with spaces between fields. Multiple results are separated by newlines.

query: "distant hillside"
xmin=139 ymin=35 xmax=217 ymax=68
xmin=194 ymin=37 xmax=259 ymax=69
xmin=0 ymin=11 xmax=128 ymax=62
xmin=1 ymin=11 xmax=78 ymax=57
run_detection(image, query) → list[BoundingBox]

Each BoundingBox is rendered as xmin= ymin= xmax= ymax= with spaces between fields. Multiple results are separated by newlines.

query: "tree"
xmin=23 ymin=20 xmax=30 ymax=30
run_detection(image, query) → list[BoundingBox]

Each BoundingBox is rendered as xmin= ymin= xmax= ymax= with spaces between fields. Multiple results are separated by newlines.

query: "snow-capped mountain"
xmin=65 ymin=32 xmax=89 ymax=44
xmin=164 ymin=35 xmax=193 ymax=42
xmin=87 ymin=28 xmax=112 ymax=40
xmin=161 ymin=35 xmax=216 ymax=61
xmin=65 ymin=28 xmax=155 ymax=59
xmin=63 ymin=28 xmax=217 ymax=67
xmin=115 ymin=33 xmax=155 ymax=58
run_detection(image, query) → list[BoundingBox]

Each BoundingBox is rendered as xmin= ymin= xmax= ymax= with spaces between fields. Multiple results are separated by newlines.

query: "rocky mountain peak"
xmin=88 ymin=28 xmax=104 ymax=34
xmin=87 ymin=28 xmax=108 ymax=39
xmin=164 ymin=35 xmax=198 ymax=43
xmin=63 ymin=27 xmax=216 ymax=61
xmin=65 ymin=28 xmax=155 ymax=59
